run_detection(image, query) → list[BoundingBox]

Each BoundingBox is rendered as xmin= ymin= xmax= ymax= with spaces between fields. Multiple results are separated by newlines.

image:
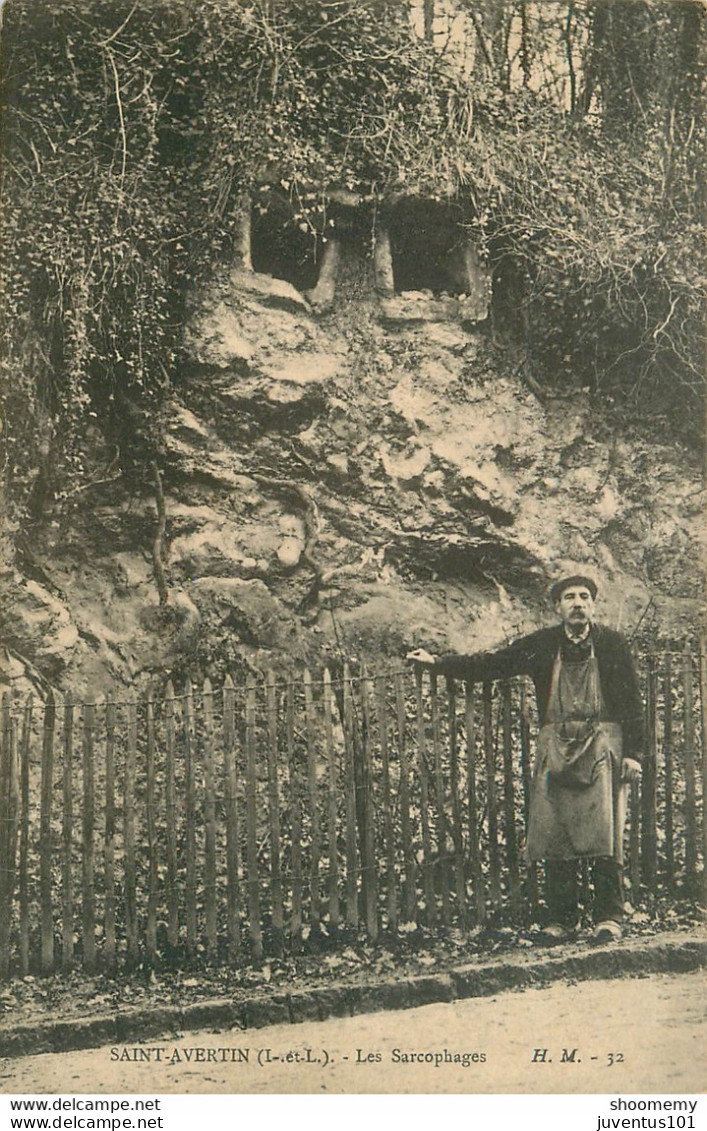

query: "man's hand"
xmin=406 ymin=648 xmax=438 ymax=668
xmin=621 ymin=757 xmax=642 ymax=784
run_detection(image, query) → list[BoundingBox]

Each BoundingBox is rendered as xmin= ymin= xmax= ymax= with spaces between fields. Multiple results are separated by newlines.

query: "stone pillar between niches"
xmin=306 ymin=236 xmax=340 ymax=310
xmin=461 ymin=241 xmax=486 ymax=298
xmin=234 ymin=192 xmax=253 ymax=271
xmin=373 ymin=228 xmax=395 ymax=297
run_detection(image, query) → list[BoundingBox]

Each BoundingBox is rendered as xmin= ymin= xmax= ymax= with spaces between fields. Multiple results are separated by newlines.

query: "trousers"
xmin=545 ymin=856 xmax=624 ymax=926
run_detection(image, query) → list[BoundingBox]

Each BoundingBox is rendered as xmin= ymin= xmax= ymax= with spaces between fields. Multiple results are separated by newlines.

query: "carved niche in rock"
xmin=231 ymin=184 xmax=490 ymax=321
xmin=377 ymin=196 xmax=491 ymax=322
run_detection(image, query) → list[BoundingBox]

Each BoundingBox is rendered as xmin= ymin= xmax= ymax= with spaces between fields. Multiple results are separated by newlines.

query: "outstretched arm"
xmin=407 ymin=631 xmax=542 ymax=683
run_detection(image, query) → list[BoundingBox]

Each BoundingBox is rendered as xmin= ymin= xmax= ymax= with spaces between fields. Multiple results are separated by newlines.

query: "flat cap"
xmin=549 ymin=573 xmax=598 ymax=603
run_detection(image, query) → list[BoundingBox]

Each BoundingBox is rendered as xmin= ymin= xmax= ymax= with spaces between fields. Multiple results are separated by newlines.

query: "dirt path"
xmin=1 ymin=969 xmax=704 ymax=1094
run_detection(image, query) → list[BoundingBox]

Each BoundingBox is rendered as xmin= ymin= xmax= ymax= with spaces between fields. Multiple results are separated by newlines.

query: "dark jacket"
xmin=436 ymin=622 xmax=646 ymax=761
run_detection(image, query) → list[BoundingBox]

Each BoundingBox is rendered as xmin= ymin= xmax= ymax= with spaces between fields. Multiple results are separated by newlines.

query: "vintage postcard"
xmin=0 ymin=0 xmax=704 ymax=1102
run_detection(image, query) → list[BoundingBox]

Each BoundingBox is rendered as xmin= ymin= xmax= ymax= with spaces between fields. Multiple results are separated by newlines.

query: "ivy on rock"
xmin=0 ymin=0 xmax=703 ymax=536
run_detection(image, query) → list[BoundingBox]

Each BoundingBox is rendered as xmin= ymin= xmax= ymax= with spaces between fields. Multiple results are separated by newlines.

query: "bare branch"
xmin=105 ymin=46 xmax=127 ymax=228
xmin=150 ymin=461 xmax=169 ymax=607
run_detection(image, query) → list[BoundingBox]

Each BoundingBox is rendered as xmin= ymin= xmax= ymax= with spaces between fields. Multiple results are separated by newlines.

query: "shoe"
xmin=537 ymin=923 xmax=572 ymax=945
xmin=591 ymin=919 xmax=623 ymax=944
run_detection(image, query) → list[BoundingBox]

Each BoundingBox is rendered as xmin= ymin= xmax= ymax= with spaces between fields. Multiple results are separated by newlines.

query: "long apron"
xmin=526 ymin=643 xmax=627 ymax=863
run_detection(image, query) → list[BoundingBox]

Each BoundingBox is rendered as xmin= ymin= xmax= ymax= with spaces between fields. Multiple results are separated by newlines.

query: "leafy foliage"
xmin=449 ymin=1 xmax=706 ymax=420
xmin=0 ymin=0 xmax=461 ymax=522
xmin=0 ymin=0 xmax=704 ymax=532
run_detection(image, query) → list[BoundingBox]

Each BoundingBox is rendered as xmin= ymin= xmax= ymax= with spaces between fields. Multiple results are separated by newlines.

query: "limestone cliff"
xmin=2 ymin=263 xmax=703 ymax=697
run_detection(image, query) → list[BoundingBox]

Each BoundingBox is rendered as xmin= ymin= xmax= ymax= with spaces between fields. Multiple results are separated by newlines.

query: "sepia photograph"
xmin=0 ymin=0 xmax=704 ymax=1104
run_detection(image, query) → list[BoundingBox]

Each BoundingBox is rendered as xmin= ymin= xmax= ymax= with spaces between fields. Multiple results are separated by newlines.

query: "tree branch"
xmin=150 ymin=461 xmax=169 ymax=606
xmin=105 ymin=46 xmax=127 ymax=227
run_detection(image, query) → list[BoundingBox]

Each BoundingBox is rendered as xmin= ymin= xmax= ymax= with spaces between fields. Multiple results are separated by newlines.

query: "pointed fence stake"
xmin=40 ymin=691 xmax=56 ymax=973
xmin=245 ymin=675 xmax=263 ymax=961
xmin=324 ymin=669 xmax=340 ymax=931
xmin=641 ymin=647 xmax=658 ymax=893
xmin=0 ymin=696 xmax=20 ymax=979
xmin=145 ymin=693 xmax=158 ymax=960
xmin=266 ymin=672 xmax=283 ymax=947
xmin=303 ymin=670 xmax=321 ymax=930
xmin=342 ymin=665 xmax=359 ymax=928
xmin=483 ymin=682 xmax=502 ymax=911
xmin=184 ymin=679 xmax=198 ymax=958
xmin=223 ymin=674 xmax=241 ymax=960
xmin=394 ymin=669 xmax=416 ymax=924
xmin=124 ymin=695 xmax=138 ymax=964
xmin=465 ymin=682 xmax=486 ymax=926
xmin=164 ymin=682 xmax=178 ymax=950
xmin=501 ymin=680 xmax=521 ymax=916
xmin=19 ymin=696 xmax=33 ymax=975
xmin=104 ymin=695 xmax=116 ymax=971
xmin=203 ymin=679 xmax=218 ymax=960
xmin=286 ymin=678 xmax=303 ymax=942
xmin=359 ymin=666 xmax=378 ymax=942
xmin=682 ymin=643 xmax=698 ymax=880
xmin=414 ymin=667 xmax=435 ymax=925
xmin=663 ymin=651 xmax=675 ymax=882
xmin=81 ymin=700 xmax=96 ymax=971
xmin=699 ymin=638 xmax=707 ymax=909
xmin=429 ymin=671 xmax=450 ymax=927
xmin=446 ymin=678 xmax=466 ymax=929
xmin=375 ymin=673 xmax=396 ymax=933
xmin=61 ymin=694 xmax=75 ymax=971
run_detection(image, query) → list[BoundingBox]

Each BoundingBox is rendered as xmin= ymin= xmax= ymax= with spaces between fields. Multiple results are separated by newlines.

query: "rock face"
xmin=2 ymin=264 xmax=703 ymax=694
xmin=1 ymin=576 xmax=79 ymax=677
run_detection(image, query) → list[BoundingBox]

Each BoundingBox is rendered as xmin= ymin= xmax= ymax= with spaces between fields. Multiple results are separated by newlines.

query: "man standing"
xmin=408 ymin=573 xmax=644 ymax=944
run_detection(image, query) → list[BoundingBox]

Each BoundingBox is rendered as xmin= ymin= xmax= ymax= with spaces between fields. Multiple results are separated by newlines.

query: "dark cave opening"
xmin=388 ymin=197 xmax=475 ymax=296
xmin=250 ymin=190 xmax=322 ymax=293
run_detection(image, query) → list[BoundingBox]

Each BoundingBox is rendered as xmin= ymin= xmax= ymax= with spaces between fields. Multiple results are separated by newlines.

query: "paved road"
xmin=1 ymin=970 xmax=704 ymax=1094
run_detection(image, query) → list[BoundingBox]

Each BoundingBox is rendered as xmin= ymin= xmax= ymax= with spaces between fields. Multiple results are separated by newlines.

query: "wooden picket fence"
xmin=0 ymin=644 xmax=705 ymax=978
